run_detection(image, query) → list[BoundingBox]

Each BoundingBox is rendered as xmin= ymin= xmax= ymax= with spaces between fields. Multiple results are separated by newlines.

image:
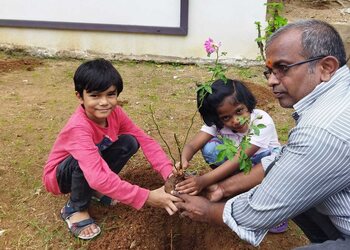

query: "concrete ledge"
xmin=0 ymin=43 xmax=263 ymax=67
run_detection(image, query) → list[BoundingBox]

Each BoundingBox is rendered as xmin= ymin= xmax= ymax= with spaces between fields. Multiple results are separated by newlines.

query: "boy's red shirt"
xmin=43 ymin=105 xmax=172 ymax=209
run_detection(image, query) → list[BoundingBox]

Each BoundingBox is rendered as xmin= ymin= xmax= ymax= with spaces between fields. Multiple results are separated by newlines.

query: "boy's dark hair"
xmin=74 ymin=58 xmax=123 ymax=97
xmin=198 ymin=79 xmax=256 ymax=129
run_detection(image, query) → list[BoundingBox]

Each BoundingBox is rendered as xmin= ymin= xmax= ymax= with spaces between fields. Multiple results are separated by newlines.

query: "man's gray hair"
xmin=266 ymin=19 xmax=346 ymax=66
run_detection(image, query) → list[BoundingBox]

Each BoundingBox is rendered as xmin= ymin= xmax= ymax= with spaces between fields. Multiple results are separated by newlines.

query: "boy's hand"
xmin=146 ymin=186 xmax=182 ymax=215
xmin=171 ymin=162 xmax=183 ymax=176
xmin=175 ymin=176 xmax=205 ymax=195
xmin=171 ymin=165 xmax=179 ymax=176
xmin=205 ymin=184 xmax=224 ymax=202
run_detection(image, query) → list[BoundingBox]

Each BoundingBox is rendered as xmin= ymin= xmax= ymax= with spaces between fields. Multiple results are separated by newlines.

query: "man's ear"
xmin=76 ymin=91 xmax=84 ymax=104
xmin=319 ymin=56 xmax=339 ymax=82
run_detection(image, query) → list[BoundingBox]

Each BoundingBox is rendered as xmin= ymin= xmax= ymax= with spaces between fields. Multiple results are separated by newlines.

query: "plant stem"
xmin=173 ymin=133 xmax=183 ymax=172
xmin=211 ymin=48 xmax=220 ymax=81
xmin=255 ymin=22 xmax=266 ymax=61
xmin=182 ymin=108 xmax=198 ymax=152
xmin=149 ymin=105 xmax=177 ymax=166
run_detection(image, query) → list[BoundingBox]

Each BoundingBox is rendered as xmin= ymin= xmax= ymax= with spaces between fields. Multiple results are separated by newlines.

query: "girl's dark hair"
xmin=74 ymin=58 xmax=123 ymax=97
xmin=198 ymin=79 xmax=256 ymax=129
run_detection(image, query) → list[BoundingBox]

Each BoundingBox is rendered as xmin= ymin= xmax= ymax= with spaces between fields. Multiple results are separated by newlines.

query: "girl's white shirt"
xmin=200 ymin=109 xmax=281 ymax=155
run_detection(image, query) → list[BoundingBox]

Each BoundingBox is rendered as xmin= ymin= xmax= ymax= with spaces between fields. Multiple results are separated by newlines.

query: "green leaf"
xmin=204 ymin=84 xmax=212 ymax=94
xmin=216 ymin=150 xmax=227 ymax=162
xmin=252 ymin=126 xmax=260 ymax=136
xmin=215 ymin=137 xmax=238 ymax=163
xmin=257 ymin=124 xmax=266 ymax=129
xmin=239 ymin=158 xmax=246 ymax=171
xmin=238 ymin=116 xmax=249 ymax=125
xmin=215 ymin=144 xmax=227 ymax=151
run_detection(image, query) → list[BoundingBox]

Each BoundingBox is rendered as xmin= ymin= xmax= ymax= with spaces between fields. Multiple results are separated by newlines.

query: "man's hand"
xmin=173 ymin=193 xmax=211 ymax=222
xmin=173 ymin=192 xmax=225 ymax=225
xmin=146 ymin=186 xmax=183 ymax=215
xmin=175 ymin=176 xmax=205 ymax=195
xmin=205 ymin=184 xmax=224 ymax=202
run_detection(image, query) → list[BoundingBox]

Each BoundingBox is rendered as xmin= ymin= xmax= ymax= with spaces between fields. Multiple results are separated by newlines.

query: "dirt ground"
xmin=0 ymin=1 xmax=347 ymax=249
xmin=284 ymin=0 xmax=350 ymax=23
xmin=0 ymin=55 xmax=305 ymax=250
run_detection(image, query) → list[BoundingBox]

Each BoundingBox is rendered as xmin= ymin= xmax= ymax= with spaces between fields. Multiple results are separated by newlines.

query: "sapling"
xmin=255 ymin=2 xmax=288 ymax=61
xmin=149 ymin=105 xmax=186 ymax=193
xmin=215 ymin=115 xmax=266 ymax=173
xmin=199 ymin=38 xmax=266 ymax=173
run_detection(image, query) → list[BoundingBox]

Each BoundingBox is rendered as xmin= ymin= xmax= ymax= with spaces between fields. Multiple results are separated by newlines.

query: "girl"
xmin=175 ymin=79 xmax=287 ymax=233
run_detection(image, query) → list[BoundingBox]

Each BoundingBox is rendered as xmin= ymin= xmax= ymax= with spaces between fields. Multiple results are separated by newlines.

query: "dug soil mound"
xmin=87 ymin=159 xmax=307 ymax=250
xmin=87 ymin=82 xmax=298 ymax=250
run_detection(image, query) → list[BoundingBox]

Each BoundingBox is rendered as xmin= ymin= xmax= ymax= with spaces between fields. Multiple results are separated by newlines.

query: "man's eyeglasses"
xmin=263 ymin=55 xmax=327 ymax=80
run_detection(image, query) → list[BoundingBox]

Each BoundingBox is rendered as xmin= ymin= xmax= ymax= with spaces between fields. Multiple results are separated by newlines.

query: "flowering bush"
xmin=204 ymin=38 xmax=221 ymax=56
xmin=197 ymin=38 xmax=227 ymax=103
xmin=199 ymin=38 xmax=265 ymax=173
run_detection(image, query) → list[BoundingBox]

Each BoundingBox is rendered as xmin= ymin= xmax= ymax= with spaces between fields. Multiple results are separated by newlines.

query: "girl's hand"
xmin=181 ymin=159 xmax=190 ymax=170
xmin=171 ymin=166 xmax=179 ymax=176
xmin=172 ymin=162 xmax=185 ymax=176
xmin=146 ymin=186 xmax=183 ymax=215
xmin=175 ymin=176 xmax=205 ymax=195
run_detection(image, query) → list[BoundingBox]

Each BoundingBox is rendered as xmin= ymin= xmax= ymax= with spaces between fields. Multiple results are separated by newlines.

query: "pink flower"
xmin=204 ymin=38 xmax=221 ymax=56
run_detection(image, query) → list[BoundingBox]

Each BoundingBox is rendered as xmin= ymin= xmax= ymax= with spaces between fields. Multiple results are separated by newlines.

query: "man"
xmin=174 ymin=19 xmax=350 ymax=249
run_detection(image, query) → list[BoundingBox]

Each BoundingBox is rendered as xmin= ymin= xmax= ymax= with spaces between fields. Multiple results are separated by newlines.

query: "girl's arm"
xmin=201 ymin=144 xmax=260 ymax=185
xmin=176 ymin=144 xmax=260 ymax=194
xmin=206 ymin=163 xmax=265 ymax=201
xmin=181 ymin=131 xmax=213 ymax=170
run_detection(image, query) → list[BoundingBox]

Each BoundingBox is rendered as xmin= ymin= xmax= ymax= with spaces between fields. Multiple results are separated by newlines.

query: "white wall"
xmin=0 ymin=0 xmax=267 ymax=63
xmin=0 ymin=0 xmax=181 ymax=27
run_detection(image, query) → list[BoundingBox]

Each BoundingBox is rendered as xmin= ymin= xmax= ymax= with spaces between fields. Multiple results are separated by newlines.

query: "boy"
xmin=43 ymin=59 xmax=181 ymax=240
